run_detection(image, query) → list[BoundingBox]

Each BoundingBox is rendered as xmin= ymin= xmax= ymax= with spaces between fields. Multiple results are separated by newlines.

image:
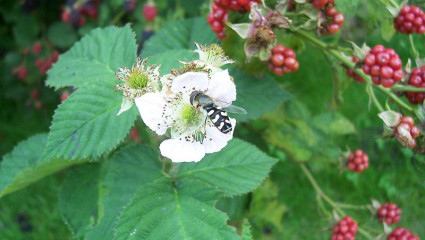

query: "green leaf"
xmin=42 ymin=82 xmax=138 ymax=160
xmin=145 ymin=49 xmax=196 ymax=74
xmin=312 ymin=112 xmax=356 ymax=136
xmin=47 ymin=22 xmax=78 ymax=49
xmin=46 ymin=25 xmax=137 ymax=90
xmin=84 ymin=145 xmax=164 ymax=240
xmin=113 ymin=179 xmax=245 ymax=240
xmin=232 ymin=70 xmax=292 ymax=122
xmin=142 ymin=17 xmax=219 ymax=57
xmin=12 ymin=15 xmax=39 ymax=47
xmin=59 ymin=163 xmax=102 ymax=238
xmin=0 ymin=134 xmax=86 ymax=197
xmin=177 ymin=139 xmax=278 ymax=196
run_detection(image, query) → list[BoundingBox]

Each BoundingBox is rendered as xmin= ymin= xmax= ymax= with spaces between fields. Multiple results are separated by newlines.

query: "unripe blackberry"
xmin=394 ymin=116 xmax=420 ymax=148
xmin=387 ymin=227 xmax=419 ymax=240
xmin=320 ymin=5 xmax=344 ymax=35
xmin=362 ymin=45 xmax=404 ymax=88
xmin=394 ymin=5 xmax=425 ymax=34
xmin=32 ymin=42 xmax=42 ymax=54
xmin=143 ymin=3 xmax=157 ymax=22
xmin=268 ymin=44 xmax=299 ymax=76
xmin=346 ymin=57 xmax=365 ymax=82
xmin=377 ymin=203 xmax=402 ymax=225
xmin=347 ymin=149 xmax=369 ymax=173
xmin=405 ymin=66 xmax=425 ymax=104
xmin=331 ymin=216 xmax=358 ymax=240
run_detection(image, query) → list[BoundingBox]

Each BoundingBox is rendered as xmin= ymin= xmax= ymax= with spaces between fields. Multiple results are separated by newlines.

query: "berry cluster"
xmin=394 ymin=5 xmax=425 ymax=34
xmin=30 ymin=89 xmax=43 ymax=110
xmin=347 ymin=149 xmax=369 ymax=173
xmin=62 ymin=0 xmax=101 ymax=27
xmin=311 ymin=0 xmax=334 ymax=10
xmin=405 ymin=65 xmax=425 ymax=104
xmin=268 ymin=44 xmax=299 ymax=76
xmin=35 ymin=51 xmax=59 ymax=75
xmin=362 ymin=45 xmax=404 ymax=88
xmin=394 ymin=116 xmax=420 ymax=148
xmin=142 ymin=3 xmax=157 ymax=22
xmin=207 ymin=5 xmax=228 ymax=39
xmin=377 ymin=203 xmax=402 ymax=225
xmin=346 ymin=57 xmax=365 ymax=82
xmin=123 ymin=0 xmax=136 ymax=12
xmin=207 ymin=0 xmax=262 ymax=39
xmin=13 ymin=64 xmax=28 ymax=80
xmin=331 ymin=216 xmax=358 ymax=240
xmin=320 ymin=4 xmax=344 ymax=35
xmin=214 ymin=0 xmax=261 ymax=12
xmin=387 ymin=227 xmax=420 ymax=240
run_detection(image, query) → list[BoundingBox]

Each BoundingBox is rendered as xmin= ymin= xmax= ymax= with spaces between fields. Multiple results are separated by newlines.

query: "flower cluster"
xmin=115 ymin=44 xmax=239 ymax=162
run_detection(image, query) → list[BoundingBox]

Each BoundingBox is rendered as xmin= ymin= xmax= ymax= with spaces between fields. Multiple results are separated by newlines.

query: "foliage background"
xmin=0 ymin=0 xmax=424 ymax=239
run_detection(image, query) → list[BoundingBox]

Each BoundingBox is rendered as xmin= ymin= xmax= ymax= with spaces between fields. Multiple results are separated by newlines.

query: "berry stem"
xmin=335 ymin=202 xmax=370 ymax=210
xmin=379 ymin=0 xmax=399 ymax=9
xmin=298 ymin=163 xmax=374 ymax=240
xmin=109 ymin=9 xmax=126 ymax=26
xmin=409 ymin=35 xmax=420 ymax=60
xmin=367 ymin=84 xmax=384 ymax=112
xmin=292 ymin=29 xmax=414 ymax=113
xmin=391 ymin=84 xmax=425 ymax=92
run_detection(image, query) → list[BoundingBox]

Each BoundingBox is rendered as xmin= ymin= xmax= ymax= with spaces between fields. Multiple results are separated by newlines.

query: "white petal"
xmin=204 ymin=118 xmax=236 ymax=154
xmin=206 ymin=70 xmax=236 ymax=106
xmin=171 ymin=72 xmax=209 ymax=95
xmin=160 ymin=138 xmax=205 ymax=162
xmin=135 ymin=93 xmax=169 ymax=135
xmin=117 ymin=98 xmax=133 ymax=116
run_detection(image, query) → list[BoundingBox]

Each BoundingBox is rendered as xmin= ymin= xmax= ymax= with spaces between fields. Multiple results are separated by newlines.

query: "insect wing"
xmin=224 ymin=104 xmax=247 ymax=114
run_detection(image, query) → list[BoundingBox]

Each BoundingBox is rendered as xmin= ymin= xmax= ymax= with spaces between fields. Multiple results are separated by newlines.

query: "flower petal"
xmin=117 ymin=98 xmax=133 ymax=116
xmin=135 ymin=92 xmax=170 ymax=135
xmin=206 ymin=70 xmax=236 ymax=106
xmin=160 ymin=138 xmax=205 ymax=162
xmin=171 ymin=72 xmax=209 ymax=95
xmin=204 ymin=118 xmax=236 ymax=154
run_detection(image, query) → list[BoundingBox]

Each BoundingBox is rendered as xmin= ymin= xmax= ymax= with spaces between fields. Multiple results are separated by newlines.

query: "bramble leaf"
xmin=0 ymin=134 xmax=86 ymax=198
xmin=46 ymin=25 xmax=137 ymax=90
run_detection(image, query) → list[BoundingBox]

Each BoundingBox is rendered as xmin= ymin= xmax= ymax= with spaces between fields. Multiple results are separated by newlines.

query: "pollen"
xmin=128 ymin=70 xmax=149 ymax=89
xmin=180 ymin=104 xmax=202 ymax=126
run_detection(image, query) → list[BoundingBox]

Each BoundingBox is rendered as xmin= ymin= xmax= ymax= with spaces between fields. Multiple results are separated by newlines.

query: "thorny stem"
xmin=299 ymin=163 xmax=374 ymax=240
xmin=335 ymin=203 xmax=371 ymax=210
xmin=391 ymin=84 xmax=425 ymax=92
xmin=292 ymin=29 xmax=414 ymax=113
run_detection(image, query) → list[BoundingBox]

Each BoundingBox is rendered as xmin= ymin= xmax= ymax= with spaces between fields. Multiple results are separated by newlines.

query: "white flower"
xmin=193 ymin=43 xmax=234 ymax=74
xmin=135 ymin=69 xmax=237 ymax=162
xmin=115 ymin=58 xmax=160 ymax=116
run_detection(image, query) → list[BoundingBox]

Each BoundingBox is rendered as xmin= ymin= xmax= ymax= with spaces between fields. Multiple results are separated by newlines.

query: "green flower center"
xmin=128 ymin=70 xmax=148 ymax=89
xmin=180 ymin=104 xmax=203 ymax=127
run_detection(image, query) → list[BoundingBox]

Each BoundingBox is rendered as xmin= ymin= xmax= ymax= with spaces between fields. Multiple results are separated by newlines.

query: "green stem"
xmin=336 ymin=203 xmax=371 ymax=210
xmin=299 ymin=163 xmax=374 ymax=240
xmin=109 ymin=9 xmax=125 ymax=26
xmin=367 ymin=84 xmax=385 ymax=112
xmin=391 ymin=84 xmax=425 ymax=92
xmin=409 ymin=35 xmax=420 ymax=60
xmin=292 ymin=29 xmax=414 ymax=113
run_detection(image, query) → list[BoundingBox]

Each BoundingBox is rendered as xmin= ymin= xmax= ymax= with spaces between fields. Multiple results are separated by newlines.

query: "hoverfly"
xmin=189 ymin=90 xmax=247 ymax=133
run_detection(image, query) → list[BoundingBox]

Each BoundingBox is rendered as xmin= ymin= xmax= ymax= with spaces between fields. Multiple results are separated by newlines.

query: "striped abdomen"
xmin=203 ymin=103 xmax=232 ymax=133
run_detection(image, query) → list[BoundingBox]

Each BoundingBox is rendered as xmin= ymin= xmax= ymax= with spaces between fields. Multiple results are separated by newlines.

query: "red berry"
xmin=32 ymin=42 xmax=42 ymax=54
xmin=13 ymin=64 xmax=28 ymax=80
xmin=395 ymin=5 xmax=425 ymax=34
xmin=331 ymin=216 xmax=358 ymax=240
xmin=130 ymin=127 xmax=139 ymax=141
xmin=406 ymin=65 xmax=425 ymax=104
xmin=377 ymin=203 xmax=402 ymax=225
xmin=61 ymin=91 xmax=70 ymax=102
xmin=31 ymin=89 xmax=40 ymax=100
xmin=269 ymin=44 xmax=299 ymax=76
xmin=387 ymin=227 xmax=419 ymax=240
xmin=347 ymin=150 xmax=369 ymax=173
xmin=143 ymin=3 xmax=157 ymax=22
xmin=34 ymin=101 xmax=43 ymax=110
xmin=346 ymin=57 xmax=365 ymax=82
xmin=362 ymin=45 xmax=404 ymax=88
